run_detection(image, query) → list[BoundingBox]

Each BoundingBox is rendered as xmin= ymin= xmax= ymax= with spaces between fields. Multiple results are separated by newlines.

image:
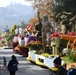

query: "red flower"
xmin=50 ymin=32 xmax=59 ymax=39
xmin=67 ymin=32 xmax=75 ymax=36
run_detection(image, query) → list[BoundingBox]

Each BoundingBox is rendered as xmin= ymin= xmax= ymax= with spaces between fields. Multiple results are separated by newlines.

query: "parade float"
xmin=11 ymin=11 xmax=76 ymax=71
xmin=59 ymin=34 xmax=76 ymax=70
xmin=26 ymin=32 xmax=76 ymax=71
xmin=12 ymin=27 xmax=29 ymax=57
xmin=0 ymin=25 xmax=14 ymax=49
xmin=12 ymin=24 xmax=37 ymax=57
xmin=26 ymin=14 xmax=60 ymax=71
xmin=26 ymin=12 xmax=76 ymax=71
xmin=11 ymin=24 xmax=76 ymax=71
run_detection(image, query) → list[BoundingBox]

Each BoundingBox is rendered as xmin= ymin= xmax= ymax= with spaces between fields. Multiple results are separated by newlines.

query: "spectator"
xmin=67 ymin=65 xmax=76 ymax=75
xmin=53 ymin=57 xmax=67 ymax=75
xmin=7 ymin=55 xmax=19 ymax=75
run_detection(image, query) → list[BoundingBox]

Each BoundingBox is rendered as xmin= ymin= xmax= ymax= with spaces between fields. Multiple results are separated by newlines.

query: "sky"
xmin=0 ymin=0 xmax=31 ymax=7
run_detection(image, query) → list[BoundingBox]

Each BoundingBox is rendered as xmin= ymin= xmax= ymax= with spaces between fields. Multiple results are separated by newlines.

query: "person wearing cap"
xmin=53 ymin=57 xmax=67 ymax=75
xmin=41 ymin=14 xmax=54 ymax=49
xmin=7 ymin=55 xmax=19 ymax=75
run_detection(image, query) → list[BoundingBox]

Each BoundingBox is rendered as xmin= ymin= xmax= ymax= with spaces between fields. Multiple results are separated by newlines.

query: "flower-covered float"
xmin=12 ymin=20 xmax=76 ymax=71
xmin=12 ymin=24 xmax=37 ymax=57
xmin=26 ymin=11 xmax=76 ymax=72
xmin=27 ymin=31 xmax=76 ymax=71
xmin=12 ymin=28 xmax=29 ymax=56
xmin=50 ymin=31 xmax=76 ymax=69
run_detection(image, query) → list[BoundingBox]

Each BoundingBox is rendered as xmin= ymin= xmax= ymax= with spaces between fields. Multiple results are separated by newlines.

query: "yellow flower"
xmin=50 ymin=67 xmax=58 ymax=71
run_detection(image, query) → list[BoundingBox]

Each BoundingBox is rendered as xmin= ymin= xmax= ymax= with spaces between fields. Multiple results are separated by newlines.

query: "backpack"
xmin=7 ymin=59 xmax=18 ymax=72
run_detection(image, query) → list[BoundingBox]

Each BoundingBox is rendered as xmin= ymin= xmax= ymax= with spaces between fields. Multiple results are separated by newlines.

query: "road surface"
xmin=0 ymin=48 xmax=56 ymax=75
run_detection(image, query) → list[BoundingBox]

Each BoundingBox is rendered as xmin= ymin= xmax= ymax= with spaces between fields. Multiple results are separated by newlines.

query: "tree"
xmin=28 ymin=16 xmax=38 ymax=25
xmin=25 ymin=0 xmax=56 ymax=32
xmin=52 ymin=0 xmax=76 ymax=32
xmin=25 ymin=0 xmax=54 ymax=20
xmin=19 ymin=21 xmax=27 ymax=29
xmin=53 ymin=0 xmax=76 ymax=16
xmin=4 ymin=25 xmax=9 ymax=33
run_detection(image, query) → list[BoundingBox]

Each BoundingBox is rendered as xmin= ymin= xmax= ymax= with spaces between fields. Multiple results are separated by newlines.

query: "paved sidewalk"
xmin=0 ymin=66 xmax=9 ymax=75
xmin=0 ymin=66 xmax=56 ymax=75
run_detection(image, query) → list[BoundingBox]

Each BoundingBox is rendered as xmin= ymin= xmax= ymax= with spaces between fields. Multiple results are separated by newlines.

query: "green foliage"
xmin=52 ymin=0 xmax=76 ymax=32
xmin=72 ymin=23 xmax=76 ymax=33
xmin=10 ymin=24 xmax=16 ymax=33
xmin=27 ymin=44 xmax=42 ymax=50
xmin=19 ymin=21 xmax=27 ymax=29
xmin=44 ymin=46 xmax=51 ymax=54
xmin=53 ymin=0 xmax=76 ymax=16
xmin=63 ymin=48 xmax=76 ymax=64
xmin=34 ymin=50 xmax=40 ymax=54
xmin=4 ymin=34 xmax=9 ymax=41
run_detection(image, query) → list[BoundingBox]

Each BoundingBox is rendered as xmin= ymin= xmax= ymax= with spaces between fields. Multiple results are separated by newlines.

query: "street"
xmin=0 ymin=48 xmax=56 ymax=75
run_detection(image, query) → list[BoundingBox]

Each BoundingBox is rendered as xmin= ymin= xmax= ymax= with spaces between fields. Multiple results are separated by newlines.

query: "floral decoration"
xmin=50 ymin=32 xmax=59 ymax=39
xmin=50 ymin=32 xmax=75 ymax=39
xmin=26 ymin=40 xmax=43 ymax=50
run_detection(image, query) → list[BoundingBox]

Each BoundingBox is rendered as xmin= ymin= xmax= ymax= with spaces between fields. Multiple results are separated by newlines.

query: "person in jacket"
xmin=53 ymin=57 xmax=67 ymax=75
xmin=67 ymin=65 xmax=76 ymax=75
xmin=7 ymin=55 xmax=19 ymax=75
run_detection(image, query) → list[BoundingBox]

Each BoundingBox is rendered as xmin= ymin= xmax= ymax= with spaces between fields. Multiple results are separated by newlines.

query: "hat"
xmin=53 ymin=57 xmax=62 ymax=65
